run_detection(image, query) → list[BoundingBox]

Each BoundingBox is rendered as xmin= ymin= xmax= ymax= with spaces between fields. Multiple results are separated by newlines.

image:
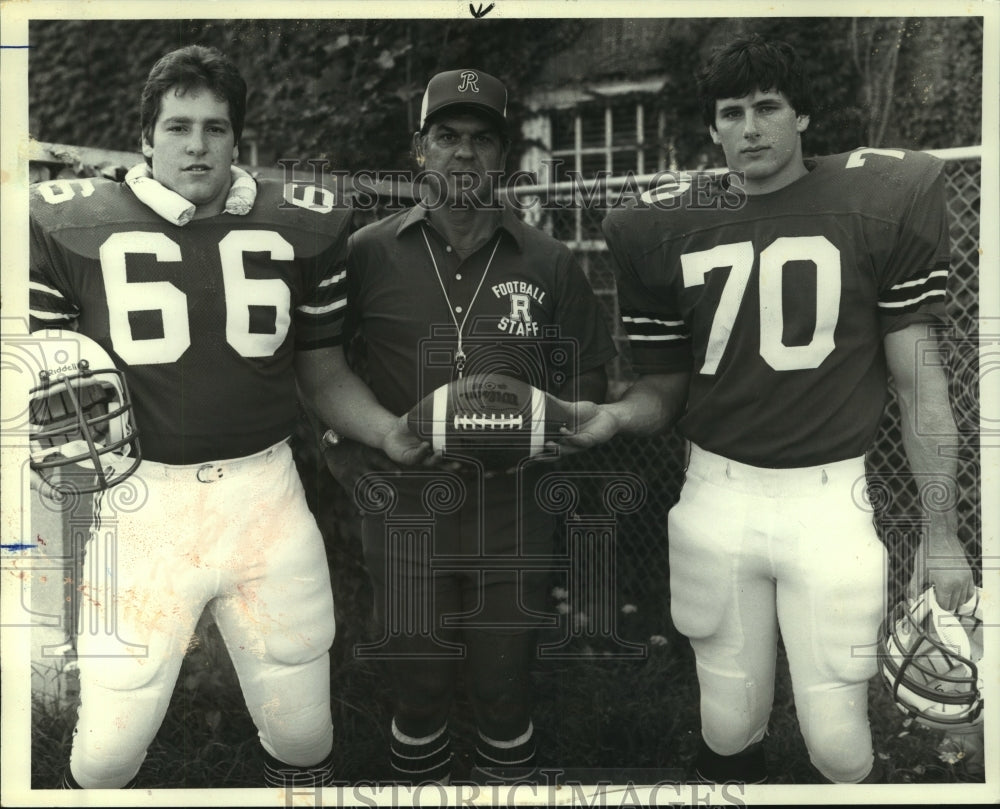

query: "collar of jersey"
xmin=124 ymin=163 xmax=258 ymax=226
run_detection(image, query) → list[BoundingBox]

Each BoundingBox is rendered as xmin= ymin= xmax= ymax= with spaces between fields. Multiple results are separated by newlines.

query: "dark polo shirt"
xmin=345 ymin=201 xmax=617 ymax=416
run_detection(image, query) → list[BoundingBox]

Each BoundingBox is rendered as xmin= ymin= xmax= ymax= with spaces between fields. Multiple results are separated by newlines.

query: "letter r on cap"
xmin=458 ymin=71 xmax=480 ymax=93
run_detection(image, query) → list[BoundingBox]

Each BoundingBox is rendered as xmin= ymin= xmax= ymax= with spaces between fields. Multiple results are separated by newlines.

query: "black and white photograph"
xmin=1 ymin=1 xmax=996 ymax=806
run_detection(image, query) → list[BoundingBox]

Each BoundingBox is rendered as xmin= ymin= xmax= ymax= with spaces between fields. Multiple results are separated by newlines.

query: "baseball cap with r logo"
xmin=419 ymin=69 xmax=508 ymax=131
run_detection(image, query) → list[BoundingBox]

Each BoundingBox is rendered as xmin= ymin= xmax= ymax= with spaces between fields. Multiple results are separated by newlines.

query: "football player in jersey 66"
xmin=28 ymin=45 xmax=428 ymax=790
xmin=558 ymin=35 xmax=977 ymax=784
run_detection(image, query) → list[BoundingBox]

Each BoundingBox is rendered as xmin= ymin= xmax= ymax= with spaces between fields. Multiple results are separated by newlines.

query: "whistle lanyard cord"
xmin=420 ymin=223 xmax=501 ymax=378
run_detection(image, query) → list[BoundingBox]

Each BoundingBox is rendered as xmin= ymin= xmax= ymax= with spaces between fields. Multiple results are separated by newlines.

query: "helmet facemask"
xmin=29 ymin=347 xmax=141 ymax=495
xmin=878 ymin=587 xmax=984 ymax=730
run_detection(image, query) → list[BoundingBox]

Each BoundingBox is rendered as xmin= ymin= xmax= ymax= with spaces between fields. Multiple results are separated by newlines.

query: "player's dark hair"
xmin=140 ymin=45 xmax=247 ymax=160
xmin=696 ymin=35 xmax=813 ymax=127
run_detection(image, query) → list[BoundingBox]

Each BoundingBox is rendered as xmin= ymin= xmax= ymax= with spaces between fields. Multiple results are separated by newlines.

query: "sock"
xmin=472 ymin=721 xmax=537 ymax=782
xmin=693 ymin=738 xmax=768 ymax=784
xmin=262 ymin=748 xmax=335 ymax=789
xmin=389 ymin=719 xmax=452 ymax=784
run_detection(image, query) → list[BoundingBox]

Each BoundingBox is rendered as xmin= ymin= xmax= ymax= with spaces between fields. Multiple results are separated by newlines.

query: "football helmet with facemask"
xmin=29 ymin=330 xmax=141 ymax=494
xmin=878 ymin=586 xmax=984 ymax=730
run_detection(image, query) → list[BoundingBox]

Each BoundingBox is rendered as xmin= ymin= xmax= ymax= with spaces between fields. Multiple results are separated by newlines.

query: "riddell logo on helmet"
xmin=44 ymin=361 xmax=81 ymax=377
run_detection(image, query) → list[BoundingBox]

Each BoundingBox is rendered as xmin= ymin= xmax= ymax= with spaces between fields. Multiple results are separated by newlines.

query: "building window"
xmin=518 ymin=91 xmax=668 ymax=245
xmin=548 ymin=96 xmax=667 ymax=183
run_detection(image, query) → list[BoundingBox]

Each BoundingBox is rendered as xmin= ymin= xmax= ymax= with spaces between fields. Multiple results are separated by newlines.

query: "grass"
xmin=29 ymin=441 xmax=985 ymax=788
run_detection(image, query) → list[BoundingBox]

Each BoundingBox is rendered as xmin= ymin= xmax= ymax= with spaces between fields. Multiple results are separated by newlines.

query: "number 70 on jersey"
xmin=681 ymin=235 xmax=842 ymax=374
xmin=677 ymin=148 xmax=913 ymax=375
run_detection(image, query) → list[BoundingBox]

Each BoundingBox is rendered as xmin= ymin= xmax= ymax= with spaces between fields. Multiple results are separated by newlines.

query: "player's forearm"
xmin=895 ymin=373 xmax=961 ymax=539
xmin=885 ymin=327 xmax=961 ymax=538
xmin=886 ymin=325 xmax=975 ymax=607
xmin=608 ymin=372 xmax=690 ymax=436
xmin=295 ymin=347 xmax=398 ymax=450
xmin=315 ymin=376 xmax=399 ymax=448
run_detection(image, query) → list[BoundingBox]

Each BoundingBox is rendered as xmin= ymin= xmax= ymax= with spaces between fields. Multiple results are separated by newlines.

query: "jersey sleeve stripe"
xmin=621 ymin=311 xmax=690 ymax=343
xmin=28 ymin=308 xmax=76 ymax=323
xmin=29 ymin=275 xmax=78 ymax=322
xmin=628 ymin=334 xmax=689 ymax=342
xmin=28 ymin=293 xmax=76 ymax=317
xmin=879 ymin=268 xmax=948 ymax=310
xmin=30 ymin=280 xmax=66 ymax=298
xmin=319 ymin=270 xmax=347 ymax=288
xmin=888 ymin=269 xmax=948 ymax=291
xmin=878 ymin=288 xmax=946 ymax=310
xmin=297 ymin=298 xmax=346 ymax=316
xmin=622 ymin=315 xmax=685 ymax=327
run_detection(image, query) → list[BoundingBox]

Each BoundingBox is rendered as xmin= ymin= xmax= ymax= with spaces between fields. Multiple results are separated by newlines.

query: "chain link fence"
xmin=515 ymin=149 xmax=982 ymax=610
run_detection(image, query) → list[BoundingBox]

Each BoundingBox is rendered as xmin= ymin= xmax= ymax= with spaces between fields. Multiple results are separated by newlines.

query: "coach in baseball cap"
xmin=337 ymin=66 xmax=616 ymax=785
xmin=418 ymin=68 xmax=508 ymax=133
xmin=412 ymin=68 xmax=511 ymax=209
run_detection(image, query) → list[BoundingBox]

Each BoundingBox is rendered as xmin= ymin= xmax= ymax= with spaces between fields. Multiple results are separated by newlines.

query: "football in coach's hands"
xmin=407 ymin=373 xmax=576 ymax=469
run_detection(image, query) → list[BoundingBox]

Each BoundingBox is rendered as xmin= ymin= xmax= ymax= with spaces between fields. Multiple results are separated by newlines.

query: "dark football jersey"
xmin=29 ymin=176 xmax=351 ymax=464
xmin=603 ymin=148 xmax=951 ymax=468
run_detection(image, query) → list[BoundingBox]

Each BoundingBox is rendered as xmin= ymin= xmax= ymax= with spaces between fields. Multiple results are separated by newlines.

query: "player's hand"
xmin=552 ymin=401 xmax=620 ymax=454
xmin=29 ymin=467 xmax=62 ymax=500
xmin=906 ymin=533 xmax=976 ymax=612
xmin=380 ymin=415 xmax=466 ymax=472
xmin=381 ymin=414 xmax=434 ymax=467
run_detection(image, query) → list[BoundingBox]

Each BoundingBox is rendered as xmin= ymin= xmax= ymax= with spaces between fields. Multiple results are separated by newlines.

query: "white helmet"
xmin=29 ymin=330 xmax=141 ymax=494
xmin=878 ymin=587 xmax=984 ymax=730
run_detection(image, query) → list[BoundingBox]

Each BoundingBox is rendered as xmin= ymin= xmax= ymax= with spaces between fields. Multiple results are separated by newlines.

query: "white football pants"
xmin=668 ymin=444 xmax=886 ymax=784
xmin=69 ymin=440 xmax=335 ymax=788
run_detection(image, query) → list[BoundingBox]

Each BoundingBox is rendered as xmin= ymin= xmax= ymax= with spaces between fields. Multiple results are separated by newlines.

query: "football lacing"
xmin=453 ymin=413 xmax=524 ymax=430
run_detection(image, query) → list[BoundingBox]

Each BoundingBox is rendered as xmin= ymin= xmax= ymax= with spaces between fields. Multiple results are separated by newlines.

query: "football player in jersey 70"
xmin=28 ymin=44 xmax=428 ymax=789
xmin=557 ymin=34 xmax=977 ymax=784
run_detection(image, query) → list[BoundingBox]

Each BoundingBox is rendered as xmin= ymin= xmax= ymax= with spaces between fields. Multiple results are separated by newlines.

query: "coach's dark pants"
xmin=358 ymin=465 xmax=555 ymax=741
